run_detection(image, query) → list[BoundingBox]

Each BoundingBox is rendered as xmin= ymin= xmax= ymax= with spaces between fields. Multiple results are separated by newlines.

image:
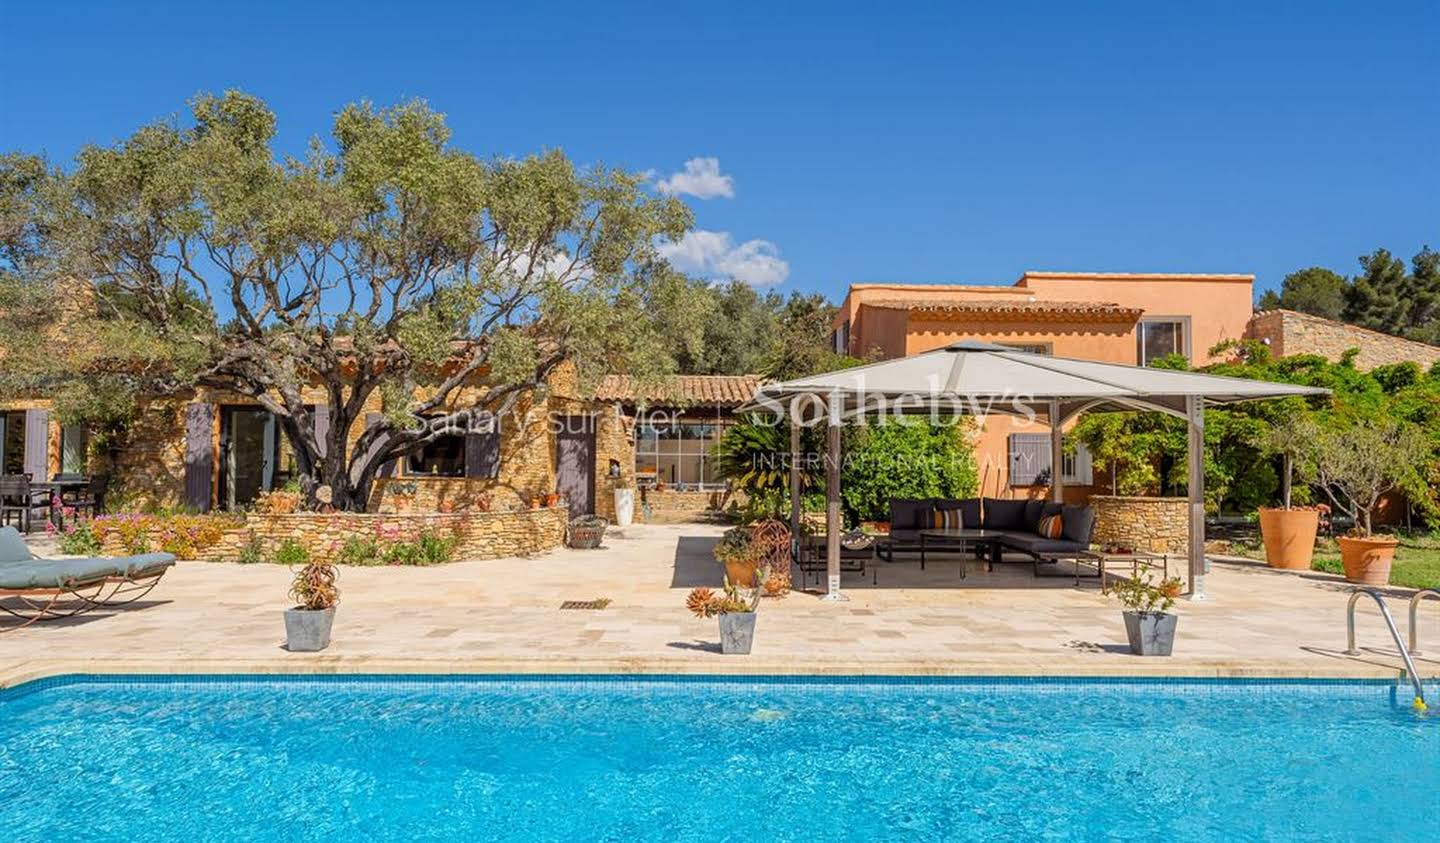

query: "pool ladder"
xmin=1409 ymin=589 xmax=1440 ymax=656
xmin=1344 ymin=589 xmax=1428 ymax=706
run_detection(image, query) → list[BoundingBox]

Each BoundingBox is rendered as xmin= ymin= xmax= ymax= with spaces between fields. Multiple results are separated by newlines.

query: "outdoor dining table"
xmin=918 ymin=528 xmax=1008 ymax=578
xmin=30 ymin=478 xmax=90 ymax=529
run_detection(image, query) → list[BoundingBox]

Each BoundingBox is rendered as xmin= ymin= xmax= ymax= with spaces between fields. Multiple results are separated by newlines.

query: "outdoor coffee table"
xmin=918 ymin=528 xmax=1006 ymax=579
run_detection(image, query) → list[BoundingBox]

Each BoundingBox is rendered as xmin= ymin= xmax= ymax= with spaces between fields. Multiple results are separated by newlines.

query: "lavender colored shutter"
xmin=366 ymin=413 xmax=397 ymax=477
xmin=1008 ymin=433 xmax=1051 ymax=486
xmin=183 ymin=403 xmax=214 ymax=511
xmin=465 ymin=414 xmax=500 ymax=479
xmin=313 ymin=405 xmax=330 ymax=459
xmin=22 ymin=409 xmax=48 ymax=480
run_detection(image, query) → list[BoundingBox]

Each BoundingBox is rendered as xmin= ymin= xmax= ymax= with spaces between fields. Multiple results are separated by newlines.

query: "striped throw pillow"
xmin=932 ymin=507 xmax=964 ymax=530
xmin=1037 ymin=513 xmax=1064 ymax=539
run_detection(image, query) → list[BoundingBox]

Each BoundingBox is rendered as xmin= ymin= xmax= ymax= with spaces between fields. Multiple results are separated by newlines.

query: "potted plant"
xmin=612 ymin=475 xmax=636 ymax=528
xmin=568 ymin=514 xmax=608 ymax=549
xmin=1255 ymin=414 xmax=1321 ymax=570
xmin=284 ymin=557 xmax=339 ymax=652
xmin=685 ymin=570 xmax=769 ymax=654
xmin=1301 ymin=419 xmax=1427 ymax=585
xmin=1106 ymin=573 xmax=1182 ymax=656
xmin=713 ymin=526 xmax=761 ymax=587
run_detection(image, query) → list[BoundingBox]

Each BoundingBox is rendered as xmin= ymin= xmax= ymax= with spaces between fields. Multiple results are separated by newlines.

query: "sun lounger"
xmin=0 ymin=526 xmax=175 ymax=631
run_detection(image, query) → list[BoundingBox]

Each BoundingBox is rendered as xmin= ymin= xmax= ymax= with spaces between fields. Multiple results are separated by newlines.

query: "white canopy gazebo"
xmin=739 ymin=341 xmax=1329 ymax=601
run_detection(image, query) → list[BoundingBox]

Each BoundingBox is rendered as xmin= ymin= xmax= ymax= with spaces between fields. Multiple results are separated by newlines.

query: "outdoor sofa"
xmin=876 ymin=497 xmax=1096 ymax=568
xmin=0 ymin=526 xmax=175 ymax=631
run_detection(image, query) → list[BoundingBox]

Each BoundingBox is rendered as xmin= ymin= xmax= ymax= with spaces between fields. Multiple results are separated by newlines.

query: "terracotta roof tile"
xmin=865 ymin=298 xmax=1143 ymax=322
xmin=595 ymin=374 xmax=766 ymax=406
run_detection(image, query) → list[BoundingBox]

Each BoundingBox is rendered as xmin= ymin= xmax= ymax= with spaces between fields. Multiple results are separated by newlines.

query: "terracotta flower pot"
xmin=1257 ymin=507 xmax=1319 ymax=571
xmin=723 ymin=557 xmax=760 ymax=589
xmin=1337 ymin=535 xmax=1398 ymax=585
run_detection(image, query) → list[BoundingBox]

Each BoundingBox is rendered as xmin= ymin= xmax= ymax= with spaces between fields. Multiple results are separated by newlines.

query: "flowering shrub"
xmin=49 ymin=517 xmax=103 ymax=556
xmin=330 ymin=525 xmax=459 ymax=566
xmin=90 ymin=512 xmax=244 ymax=559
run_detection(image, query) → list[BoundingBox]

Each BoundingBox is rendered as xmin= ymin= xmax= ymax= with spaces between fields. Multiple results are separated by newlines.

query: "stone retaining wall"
xmin=1090 ymin=495 xmax=1188 ymax=555
xmin=639 ymin=488 xmax=741 ymax=522
xmin=190 ymin=508 xmax=568 ymax=562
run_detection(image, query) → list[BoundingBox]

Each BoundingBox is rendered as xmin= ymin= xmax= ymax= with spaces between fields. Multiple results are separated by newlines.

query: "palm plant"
xmin=711 ymin=415 xmax=824 ymax=517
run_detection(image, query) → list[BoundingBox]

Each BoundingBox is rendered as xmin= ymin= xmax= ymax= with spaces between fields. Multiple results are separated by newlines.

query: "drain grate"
xmin=559 ymin=599 xmax=612 ymax=610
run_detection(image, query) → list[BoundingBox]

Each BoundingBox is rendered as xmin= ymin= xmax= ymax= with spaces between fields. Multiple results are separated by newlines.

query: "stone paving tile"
xmin=3 ymin=523 xmax=1438 ymax=686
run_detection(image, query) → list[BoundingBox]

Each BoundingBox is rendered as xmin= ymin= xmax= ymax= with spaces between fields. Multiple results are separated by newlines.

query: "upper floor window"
xmin=832 ymin=320 xmax=850 ymax=355
xmin=1137 ymin=318 xmax=1188 ymax=366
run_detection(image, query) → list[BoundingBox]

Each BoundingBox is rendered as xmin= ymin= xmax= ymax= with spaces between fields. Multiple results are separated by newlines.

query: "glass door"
xmin=221 ymin=407 xmax=278 ymax=509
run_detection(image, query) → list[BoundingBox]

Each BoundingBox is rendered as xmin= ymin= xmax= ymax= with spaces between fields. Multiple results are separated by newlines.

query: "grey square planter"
xmin=284 ymin=606 xmax=336 ymax=652
xmin=718 ymin=612 xmax=757 ymax=654
xmin=1122 ymin=611 xmax=1177 ymax=656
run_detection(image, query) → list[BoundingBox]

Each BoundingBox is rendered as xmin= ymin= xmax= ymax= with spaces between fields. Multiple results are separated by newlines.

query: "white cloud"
xmin=657 ymin=230 xmax=790 ymax=287
xmin=497 ymin=248 xmax=586 ymax=281
xmin=655 ymin=157 xmax=735 ymax=199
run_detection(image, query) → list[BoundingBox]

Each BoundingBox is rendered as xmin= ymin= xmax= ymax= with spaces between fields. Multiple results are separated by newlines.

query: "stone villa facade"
xmin=3 ymin=272 xmax=1434 ymax=524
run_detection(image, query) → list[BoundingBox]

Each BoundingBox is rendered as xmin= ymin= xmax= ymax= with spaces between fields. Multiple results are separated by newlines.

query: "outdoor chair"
xmin=0 ymin=475 xmax=49 ymax=534
xmin=0 ymin=526 xmax=175 ymax=632
xmin=795 ymin=531 xmax=875 ymax=587
xmin=62 ymin=474 xmax=109 ymax=520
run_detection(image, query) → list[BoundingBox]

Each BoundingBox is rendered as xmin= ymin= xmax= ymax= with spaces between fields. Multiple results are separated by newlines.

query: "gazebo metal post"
xmin=823 ymin=391 xmax=846 ymax=601
xmin=789 ymin=419 xmax=801 ymax=558
xmin=1186 ymin=395 xmax=1207 ymax=600
xmin=1048 ymin=399 xmax=1064 ymax=503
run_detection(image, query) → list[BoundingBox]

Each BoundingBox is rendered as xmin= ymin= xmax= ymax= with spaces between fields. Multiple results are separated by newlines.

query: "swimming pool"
xmin=0 ymin=675 xmax=1433 ymax=841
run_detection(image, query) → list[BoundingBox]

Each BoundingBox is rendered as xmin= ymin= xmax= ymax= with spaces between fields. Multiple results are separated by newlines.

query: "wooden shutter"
xmin=1007 ymin=433 xmax=1052 ymax=486
xmin=312 ymin=405 xmax=330 ymax=459
xmin=365 ymin=412 xmax=397 ymax=477
xmin=183 ymin=403 xmax=214 ymax=511
xmin=23 ymin=409 xmax=49 ymax=480
xmin=465 ymin=414 xmax=501 ymax=479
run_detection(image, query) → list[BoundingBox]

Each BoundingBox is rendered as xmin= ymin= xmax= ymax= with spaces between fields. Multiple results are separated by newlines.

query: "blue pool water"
xmin=0 ymin=676 xmax=1434 ymax=841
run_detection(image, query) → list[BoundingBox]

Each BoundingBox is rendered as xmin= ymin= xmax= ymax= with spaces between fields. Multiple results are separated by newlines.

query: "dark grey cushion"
xmin=889 ymin=499 xmax=932 ymax=530
xmin=982 ymin=498 xmax=1028 ymax=531
xmin=1022 ymin=499 xmax=1045 ymax=532
xmin=885 ymin=528 xmax=925 ymax=545
xmin=997 ymin=533 xmax=1089 ymax=555
xmin=933 ymin=498 xmax=981 ymax=530
xmin=1061 ymin=504 xmax=1097 ymax=544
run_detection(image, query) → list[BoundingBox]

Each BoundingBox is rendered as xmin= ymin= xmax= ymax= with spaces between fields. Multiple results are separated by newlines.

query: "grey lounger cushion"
xmin=0 ymin=557 xmax=121 ymax=589
xmin=57 ymin=552 xmax=176 ymax=577
xmin=0 ymin=526 xmax=35 ymax=564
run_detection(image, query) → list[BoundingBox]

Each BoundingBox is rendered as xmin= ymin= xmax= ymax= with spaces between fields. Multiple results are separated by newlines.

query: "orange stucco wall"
xmin=1015 ymin=273 xmax=1253 ymax=364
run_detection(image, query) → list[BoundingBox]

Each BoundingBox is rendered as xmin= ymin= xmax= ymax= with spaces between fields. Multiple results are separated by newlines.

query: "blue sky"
xmin=2 ymin=1 xmax=1436 ymax=303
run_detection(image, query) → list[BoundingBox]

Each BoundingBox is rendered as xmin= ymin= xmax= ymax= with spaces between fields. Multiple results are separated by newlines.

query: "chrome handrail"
xmin=1344 ymin=589 xmax=1426 ymax=707
xmin=1409 ymin=589 xmax=1440 ymax=656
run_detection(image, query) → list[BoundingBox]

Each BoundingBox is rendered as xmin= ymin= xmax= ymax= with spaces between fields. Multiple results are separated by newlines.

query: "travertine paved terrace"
xmin=3 ymin=523 xmax=1437 ymax=687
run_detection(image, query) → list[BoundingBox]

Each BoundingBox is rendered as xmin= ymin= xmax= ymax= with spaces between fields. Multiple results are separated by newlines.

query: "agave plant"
xmin=684 ymin=571 xmax=768 ymax=618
